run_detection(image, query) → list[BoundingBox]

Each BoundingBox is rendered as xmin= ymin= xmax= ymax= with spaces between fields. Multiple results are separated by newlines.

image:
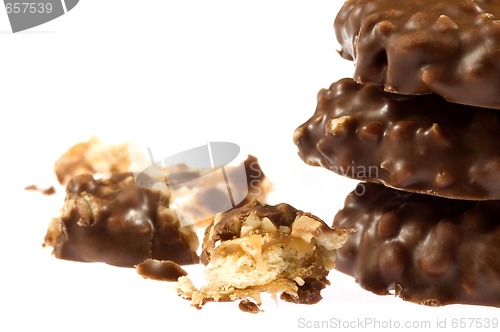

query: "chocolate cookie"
xmin=177 ymin=200 xmax=348 ymax=309
xmin=334 ymin=0 xmax=500 ymax=109
xmin=44 ymin=173 xmax=199 ymax=267
xmin=333 ymin=182 xmax=500 ymax=307
xmin=293 ymin=78 xmax=500 ymax=200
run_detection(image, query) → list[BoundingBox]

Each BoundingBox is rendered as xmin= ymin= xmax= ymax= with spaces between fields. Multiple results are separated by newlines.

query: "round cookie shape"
xmin=334 ymin=0 xmax=500 ymax=110
xmin=333 ymin=182 xmax=500 ymax=307
xmin=293 ymin=78 xmax=500 ymax=200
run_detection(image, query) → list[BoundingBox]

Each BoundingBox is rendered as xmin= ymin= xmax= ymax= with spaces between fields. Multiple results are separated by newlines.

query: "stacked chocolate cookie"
xmin=293 ymin=0 xmax=500 ymax=307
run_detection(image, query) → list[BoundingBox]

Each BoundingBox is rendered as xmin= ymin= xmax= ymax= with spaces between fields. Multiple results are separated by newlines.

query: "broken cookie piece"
xmin=167 ymin=155 xmax=274 ymax=226
xmin=54 ymin=137 xmax=133 ymax=184
xmin=177 ymin=200 xmax=348 ymax=309
xmin=44 ymin=172 xmax=199 ymax=267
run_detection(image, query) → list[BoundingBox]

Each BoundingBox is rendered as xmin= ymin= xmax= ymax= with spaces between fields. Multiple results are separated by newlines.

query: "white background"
xmin=1 ymin=1 xmax=498 ymax=331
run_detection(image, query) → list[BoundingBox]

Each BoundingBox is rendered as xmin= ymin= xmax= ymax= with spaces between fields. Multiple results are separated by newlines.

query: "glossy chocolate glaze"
xmin=333 ymin=182 xmax=500 ymax=307
xmin=44 ymin=173 xmax=199 ymax=267
xmin=294 ymin=78 xmax=500 ymax=200
xmin=335 ymin=0 xmax=500 ymax=109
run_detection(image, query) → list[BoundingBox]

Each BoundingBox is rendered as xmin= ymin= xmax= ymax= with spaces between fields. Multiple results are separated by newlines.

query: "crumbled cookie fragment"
xmin=44 ymin=172 xmax=199 ymax=267
xmin=54 ymin=137 xmax=132 ymax=184
xmin=177 ymin=200 xmax=348 ymax=309
xmin=280 ymin=276 xmax=330 ymax=305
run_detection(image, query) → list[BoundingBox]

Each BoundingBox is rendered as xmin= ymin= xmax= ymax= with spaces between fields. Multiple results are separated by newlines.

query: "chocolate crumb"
xmin=136 ymin=259 xmax=187 ymax=282
xmin=177 ymin=200 xmax=348 ymax=309
xmin=281 ymin=277 xmax=330 ymax=305
xmin=238 ymin=299 xmax=262 ymax=314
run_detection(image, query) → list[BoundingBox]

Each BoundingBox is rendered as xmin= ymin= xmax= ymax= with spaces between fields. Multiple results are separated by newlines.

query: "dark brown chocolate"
xmin=334 ymin=0 xmax=500 ymax=109
xmin=280 ymin=276 xmax=330 ymax=305
xmin=201 ymin=200 xmax=345 ymax=265
xmin=136 ymin=259 xmax=187 ymax=281
xmin=333 ymin=182 xmax=500 ymax=307
xmin=44 ymin=173 xmax=199 ymax=267
xmin=293 ymin=78 xmax=500 ymax=200
xmin=238 ymin=300 xmax=262 ymax=314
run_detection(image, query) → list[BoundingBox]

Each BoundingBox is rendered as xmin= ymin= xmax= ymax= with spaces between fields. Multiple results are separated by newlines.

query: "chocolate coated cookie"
xmin=333 ymin=182 xmax=500 ymax=307
xmin=335 ymin=0 xmax=500 ymax=109
xmin=44 ymin=173 xmax=199 ymax=267
xmin=294 ymin=78 xmax=500 ymax=200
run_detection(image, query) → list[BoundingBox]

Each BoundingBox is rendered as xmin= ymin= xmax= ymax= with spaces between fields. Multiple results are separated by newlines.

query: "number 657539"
xmin=5 ymin=2 xmax=53 ymax=14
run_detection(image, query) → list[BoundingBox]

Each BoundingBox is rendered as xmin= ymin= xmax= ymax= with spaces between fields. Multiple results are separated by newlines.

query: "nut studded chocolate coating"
xmin=293 ymin=78 xmax=500 ymax=200
xmin=44 ymin=173 xmax=199 ymax=267
xmin=333 ymin=182 xmax=500 ymax=307
xmin=334 ymin=0 xmax=500 ymax=109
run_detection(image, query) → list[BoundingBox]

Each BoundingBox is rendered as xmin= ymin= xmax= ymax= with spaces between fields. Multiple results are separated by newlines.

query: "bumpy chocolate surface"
xmin=333 ymin=182 xmax=500 ymax=307
xmin=201 ymin=200 xmax=343 ymax=265
xmin=44 ymin=173 xmax=199 ymax=267
xmin=334 ymin=0 xmax=500 ymax=109
xmin=293 ymin=78 xmax=500 ymax=200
